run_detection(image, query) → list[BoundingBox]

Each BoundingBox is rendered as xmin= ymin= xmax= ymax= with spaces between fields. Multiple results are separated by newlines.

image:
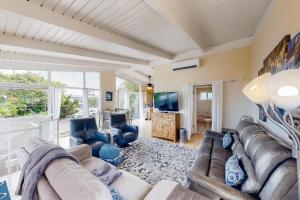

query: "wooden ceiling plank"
xmin=0 ymin=33 xmax=149 ymax=65
xmin=0 ymin=0 xmax=173 ymax=59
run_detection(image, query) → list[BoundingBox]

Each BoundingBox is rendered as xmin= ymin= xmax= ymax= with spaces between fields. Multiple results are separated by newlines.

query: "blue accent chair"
xmin=110 ymin=113 xmax=138 ymax=147
xmin=70 ymin=117 xmax=111 ymax=157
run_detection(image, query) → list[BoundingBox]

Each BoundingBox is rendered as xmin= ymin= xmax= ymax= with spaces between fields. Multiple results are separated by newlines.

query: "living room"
xmin=0 ymin=0 xmax=300 ymax=199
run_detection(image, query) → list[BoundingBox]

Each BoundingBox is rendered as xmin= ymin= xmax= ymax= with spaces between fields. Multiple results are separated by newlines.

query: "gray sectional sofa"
xmin=187 ymin=117 xmax=298 ymax=200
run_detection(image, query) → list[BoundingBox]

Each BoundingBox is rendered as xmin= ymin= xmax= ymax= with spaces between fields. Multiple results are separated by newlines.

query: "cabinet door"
xmin=152 ymin=119 xmax=159 ymax=137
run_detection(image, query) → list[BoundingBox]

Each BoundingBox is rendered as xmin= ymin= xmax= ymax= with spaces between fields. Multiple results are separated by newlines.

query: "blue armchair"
xmin=70 ymin=117 xmax=111 ymax=157
xmin=110 ymin=113 xmax=138 ymax=147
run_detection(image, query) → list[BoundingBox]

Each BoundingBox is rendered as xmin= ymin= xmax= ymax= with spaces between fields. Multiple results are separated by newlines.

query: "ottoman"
xmin=99 ymin=144 xmax=125 ymax=166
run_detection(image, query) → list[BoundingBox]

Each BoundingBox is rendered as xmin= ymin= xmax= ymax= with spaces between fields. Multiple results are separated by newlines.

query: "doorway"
xmin=183 ymin=81 xmax=223 ymax=140
xmin=194 ymin=85 xmax=213 ymax=134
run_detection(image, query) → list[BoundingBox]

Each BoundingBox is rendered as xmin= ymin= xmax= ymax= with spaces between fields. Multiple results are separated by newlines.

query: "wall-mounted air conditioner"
xmin=171 ymin=58 xmax=200 ymax=71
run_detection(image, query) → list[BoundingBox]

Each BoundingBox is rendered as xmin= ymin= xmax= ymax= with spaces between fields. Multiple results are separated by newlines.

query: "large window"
xmin=0 ymin=70 xmax=49 ymax=118
xmin=116 ymin=77 xmax=140 ymax=119
xmin=0 ymin=70 xmax=101 ymax=136
xmin=0 ymin=70 xmax=48 ymax=85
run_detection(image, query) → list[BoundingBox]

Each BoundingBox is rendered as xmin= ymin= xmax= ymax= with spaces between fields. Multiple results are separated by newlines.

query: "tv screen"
xmin=154 ymin=92 xmax=179 ymax=112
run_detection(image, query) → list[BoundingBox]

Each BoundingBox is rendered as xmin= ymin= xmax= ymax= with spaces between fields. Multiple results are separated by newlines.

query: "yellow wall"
xmin=154 ymin=47 xmax=252 ymax=129
xmin=249 ymin=0 xmax=300 ymax=139
xmin=101 ymin=71 xmax=116 ymax=111
xmin=251 ymin=0 xmax=300 ymax=120
xmin=251 ymin=0 xmax=300 ymax=78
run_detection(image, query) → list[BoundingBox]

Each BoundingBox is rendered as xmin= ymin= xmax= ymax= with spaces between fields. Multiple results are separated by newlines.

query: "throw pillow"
xmin=85 ymin=129 xmax=96 ymax=141
xmin=232 ymin=140 xmax=262 ymax=193
xmin=108 ymin=186 xmax=127 ymax=200
xmin=223 ymin=133 xmax=233 ymax=149
xmin=0 ymin=181 xmax=11 ymax=200
xmin=225 ymin=155 xmax=246 ymax=187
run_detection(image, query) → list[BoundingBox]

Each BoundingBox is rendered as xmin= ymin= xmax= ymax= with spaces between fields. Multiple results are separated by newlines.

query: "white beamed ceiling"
xmin=0 ymin=0 xmax=272 ymax=81
xmin=156 ymin=0 xmax=271 ymax=48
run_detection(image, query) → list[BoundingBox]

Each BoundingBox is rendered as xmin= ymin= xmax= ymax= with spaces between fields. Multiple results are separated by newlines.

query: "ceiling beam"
xmin=149 ymin=36 xmax=253 ymax=66
xmin=130 ymin=65 xmax=154 ymax=76
xmin=116 ymin=69 xmax=148 ymax=83
xmin=145 ymin=0 xmax=204 ymax=51
xmin=0 ymin=60 xmax=115 ymax=72
xmin=0 ymin=51 xmax=129 ymax=70
xmin=0 ymin=0 xmax=174 ymax=60
xmin=0 ymin=33 xmax=148 ymax=65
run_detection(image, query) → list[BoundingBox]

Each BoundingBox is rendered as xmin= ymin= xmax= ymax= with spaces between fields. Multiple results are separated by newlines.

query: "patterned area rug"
xmin=118 ymin=137 xmax=196 ymax=187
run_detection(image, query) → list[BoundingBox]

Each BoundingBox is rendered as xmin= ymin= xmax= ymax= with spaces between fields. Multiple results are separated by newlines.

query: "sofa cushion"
xmin=37 ymin=176 xmax=61 ymax=200
xmin=252 ymin=139 xmax=292 ymax=185
xmin=189 ymin=153 xmax=211 ymax=176
xmin=230 ymin=134 xmax=241 ymax=151
xmin=198 ymin=137 xmax=213 ymax=155
xmin=211 ymin=145 xmax=231 ymax=163
xmin=68 ymin=144 xmax=92 ymax=162
xmin=45 ymin=158 xmax=112 ymax=200
xmin=111 ymin=170 xmax=152 ymax=200
xmin=239 ymin=124 xmax=264 ymax=147
xmin=244 ymin=134 xmax=273 ymax=161
xmin=259 ymin=159 xmax=297 ymax=200
xmin=232 ymin=139 xmax=261 ymax=194
xmin=225 ymin=155 xmax=246 ymax=187
xmin=236 ymin=119 xmax=255 ymax=134
xmin=208 ymin=159 xmax=225 ymax=183
xmin=222 ymin=133 xmax=233 ymax=149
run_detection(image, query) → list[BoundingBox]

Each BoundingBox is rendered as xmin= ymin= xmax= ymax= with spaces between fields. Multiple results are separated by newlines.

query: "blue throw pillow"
xmin=108 ymin=186 xmax=127 ymax=200
xmin=0 ymin=181 xmax=11 ymax=200
xmin=85 ymin=129 xmax=96 ymax=141
xmin=225 ymin=155 xmax=246 ymax=187
xmin=223 ymin=133 xmax=233 ymax=149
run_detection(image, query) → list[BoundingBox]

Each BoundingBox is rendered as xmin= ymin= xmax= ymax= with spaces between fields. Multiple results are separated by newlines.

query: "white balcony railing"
xmin=0 ymin=117 xmax=59 ymax=176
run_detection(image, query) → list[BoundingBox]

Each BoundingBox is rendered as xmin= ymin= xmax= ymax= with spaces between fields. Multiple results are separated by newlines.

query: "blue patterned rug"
xmin=118 ymin=137 xmax=196 ymax=187
xmin=0 ymin=181 xmax=11 ymax=200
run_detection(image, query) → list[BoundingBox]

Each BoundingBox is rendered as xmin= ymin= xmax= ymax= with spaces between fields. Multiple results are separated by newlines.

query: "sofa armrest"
xmin=15 ymin=147 xmax=29 ymax=169
xmin=188 ymin=172 xmax=256 ymax=200
xmin=69 ymin=136 xmax=83 ymax=146
xmin=144 ymin=180 xmax=178 ymax=200
xmin=205 ymin=130 xmax=224 ymax=141
xmin=125 ymin=125 xmax=139 ymax=134
xmin=111 ymin=128 xmax=123 ymax=144
xmin=67 ymin=144 xmax=92 ymax=162
xmin=94 ymin=131 xmax=111 ymax=144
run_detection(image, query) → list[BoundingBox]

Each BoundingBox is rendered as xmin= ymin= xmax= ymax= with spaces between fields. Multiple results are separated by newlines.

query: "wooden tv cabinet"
xmin=151 ymin=112 xmax=180 ymax=142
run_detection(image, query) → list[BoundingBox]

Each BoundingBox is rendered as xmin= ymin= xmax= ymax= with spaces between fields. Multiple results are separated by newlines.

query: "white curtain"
xmin=82 ymin=89 xmax=89 ymax=118
xmin=53 ymin=87 xmax=63 ymax=119
xmin=182 ymin=84 xmax=194 ymax=141
xmin=46 ymin=86 xmax=62 ymax=144
xmin=212 ymin=81 xmax=223 ymax=132
xmin=139 ymin=83 xmax=144 ymax=120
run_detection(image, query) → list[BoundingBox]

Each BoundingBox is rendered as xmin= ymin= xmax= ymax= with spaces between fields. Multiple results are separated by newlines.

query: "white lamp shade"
xmin=242 ymin=72 xmax=271 ymax=104
xmin=268 ymin=69 xmax=300 ymax=110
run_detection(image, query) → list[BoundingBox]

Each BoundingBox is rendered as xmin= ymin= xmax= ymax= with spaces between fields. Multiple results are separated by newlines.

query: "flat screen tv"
xmin=154 ymin=92 xmax=179 ymax=112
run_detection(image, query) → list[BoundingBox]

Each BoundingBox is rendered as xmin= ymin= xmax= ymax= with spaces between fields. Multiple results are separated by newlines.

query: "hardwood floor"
xmin=132 ymin=119 xmax=203 ymax=149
